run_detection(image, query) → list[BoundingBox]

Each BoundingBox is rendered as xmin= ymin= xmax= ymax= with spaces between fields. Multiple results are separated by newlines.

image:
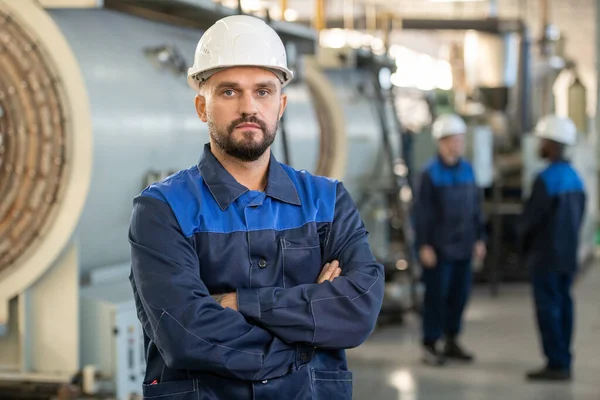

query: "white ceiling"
xmin=231 ymin=0 xmax=592 ymax=24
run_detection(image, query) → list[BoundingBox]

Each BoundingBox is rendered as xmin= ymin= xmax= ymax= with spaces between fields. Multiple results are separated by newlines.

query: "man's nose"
xmin=238 ymin=92 xmax=258 ymax=115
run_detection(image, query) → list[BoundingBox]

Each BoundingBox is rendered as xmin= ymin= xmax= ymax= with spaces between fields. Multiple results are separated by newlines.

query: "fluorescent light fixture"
xmin=319 ymin=28 xmax=347 ymax=49
xmin=240 ymin=0 xmax=268 ymax=11
xmin=428 ymin=0 xmax=484 ymax=2
xmin=284 ymin=8 xmax=298 ymax=21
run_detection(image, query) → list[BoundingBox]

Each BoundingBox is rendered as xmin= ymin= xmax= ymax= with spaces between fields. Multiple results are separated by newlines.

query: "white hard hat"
xmin=187 ymin=15 xmax=294 ymax=92
xmin=534 ymin=114 xmax=577 ymax=145
xmin=432 ymin=113 xmax=467 ymax=140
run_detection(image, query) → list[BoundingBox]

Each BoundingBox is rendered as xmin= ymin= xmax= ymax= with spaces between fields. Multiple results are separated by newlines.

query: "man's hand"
xmin=317 ymin=260 xmax=341 ymax=283
xmin=419 ymin=245 xmax=437 ymax=268
xmin=212 ymin=293 xmax=238 ymax=311
xmin=474 ymin=240 xmax=487 ymax=261
xmin=211 ymin=261 xmax=343 ymax=310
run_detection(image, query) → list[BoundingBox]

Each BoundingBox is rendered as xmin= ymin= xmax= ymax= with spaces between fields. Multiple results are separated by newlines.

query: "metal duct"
xmin=0 ymin=9 xmax=69 ymax=275
xmin=0 ymin=0 xmax=92 ymax=325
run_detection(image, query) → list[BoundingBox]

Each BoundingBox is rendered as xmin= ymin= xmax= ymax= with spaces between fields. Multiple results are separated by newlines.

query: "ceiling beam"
xmin=295 ymin=16 xmax=527 ymax=34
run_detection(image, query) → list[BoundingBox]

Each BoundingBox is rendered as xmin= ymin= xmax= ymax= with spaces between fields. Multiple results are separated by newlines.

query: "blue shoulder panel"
xmin=140 ymin=166 xmax=207 ymax=238
xmin=140 ymin=164 xmax=338 ymax=237
xmin=426 ymin=158 xmax=475 ymax=187
xmin=277 ymin=164 xmax=338 ymax=230
xmin=540 ymin=163 xmax=585 ymax=197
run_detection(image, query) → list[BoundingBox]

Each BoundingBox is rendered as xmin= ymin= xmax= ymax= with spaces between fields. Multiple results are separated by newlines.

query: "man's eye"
xmin=223 ymin=90 xmax=234 ymax=96
xmin=257 ymin=90 xmax=269 ymax=96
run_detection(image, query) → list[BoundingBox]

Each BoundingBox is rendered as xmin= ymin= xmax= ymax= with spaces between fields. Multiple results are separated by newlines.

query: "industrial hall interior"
xmin=1 ymin=0 xmax=600 ymax=399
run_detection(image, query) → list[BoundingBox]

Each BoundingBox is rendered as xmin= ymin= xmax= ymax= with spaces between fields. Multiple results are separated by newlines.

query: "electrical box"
xmin=467 ymin=124 xmax=494 ymax=188
xmin=80 ymin=278 xmax=145 ymax=400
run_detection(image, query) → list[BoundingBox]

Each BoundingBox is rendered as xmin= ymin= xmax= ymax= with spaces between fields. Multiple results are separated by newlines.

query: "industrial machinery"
xmin=405 ymin=16 xmax=597 ymax=293
xmin=313 ymin=44 xmax=422 ymax=324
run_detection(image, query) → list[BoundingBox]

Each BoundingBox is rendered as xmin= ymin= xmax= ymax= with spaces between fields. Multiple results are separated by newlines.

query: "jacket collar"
xmin=198 ymin=143 xmax=301 ymax=210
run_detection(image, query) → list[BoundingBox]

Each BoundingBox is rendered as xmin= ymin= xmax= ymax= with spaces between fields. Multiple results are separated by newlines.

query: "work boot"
xmin=444 ymin=338 xmax=475 ymax=362
xmin=422 ymin=343 xmax=446 ymax=366
xmin=526 ymin=366 xmax=572 ymax=382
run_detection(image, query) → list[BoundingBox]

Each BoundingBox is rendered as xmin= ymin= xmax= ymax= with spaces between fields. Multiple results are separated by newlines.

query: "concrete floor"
xmin=347 ymin=263 xmax=600 ymax=400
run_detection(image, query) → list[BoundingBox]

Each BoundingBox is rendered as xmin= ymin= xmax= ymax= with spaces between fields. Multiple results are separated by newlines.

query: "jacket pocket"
xmin=142 ymin=379 xmax=197 ymax=399
xmin=281 ymin=235 xmax=323 ymax=287
xmin=310 ymin=369 xmax=353 ymax=400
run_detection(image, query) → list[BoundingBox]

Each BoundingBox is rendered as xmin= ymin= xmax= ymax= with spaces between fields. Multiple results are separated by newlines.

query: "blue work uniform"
xmin=128 ymin=143 xmax=385 ymax=400
xmin=519 ymin=160 xmax=585 ymax=371
xmin=413 ymin=156 xmax=485 ymax=344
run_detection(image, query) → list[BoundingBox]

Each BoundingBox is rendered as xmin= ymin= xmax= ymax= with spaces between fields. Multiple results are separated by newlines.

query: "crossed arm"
xmin=212 ymin=260 xmax=342 ymax=309
xmin=129 ymin=182 xmax=384 ymax=380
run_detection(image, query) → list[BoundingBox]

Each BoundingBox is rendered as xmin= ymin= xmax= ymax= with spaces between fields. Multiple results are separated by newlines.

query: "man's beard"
xmin=209 ymin=115 xmax=278 ymax=162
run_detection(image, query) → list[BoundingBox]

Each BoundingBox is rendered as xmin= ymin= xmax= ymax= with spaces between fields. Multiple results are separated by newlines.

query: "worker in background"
xmin=519 ymin=114 xmax=585 ymax=382
xmin=414 ymin=113 xmax=486 ymax=366
xmin=128 ymin=15 xmax=384 ymax=400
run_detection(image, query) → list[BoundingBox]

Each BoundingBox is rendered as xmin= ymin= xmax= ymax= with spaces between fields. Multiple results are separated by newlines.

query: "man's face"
xmin=538 ymin=138 xmax=552 ymax=159
xmin=439 ymin=133 xmax=465 ymax=162
xmin=195 ymin=67 xmax=287 ymax=162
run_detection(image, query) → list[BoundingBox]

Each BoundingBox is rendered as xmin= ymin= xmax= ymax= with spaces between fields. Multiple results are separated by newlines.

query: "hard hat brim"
xmin=187 ymin=65 xmax=294 ymax=92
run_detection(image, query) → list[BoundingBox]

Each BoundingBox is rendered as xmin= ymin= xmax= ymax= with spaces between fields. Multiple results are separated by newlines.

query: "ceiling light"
xmin=428 ymin=0 xmax=484 ymax=2
xmin=240 ymin=0 xmax=268 ymax=12
xmin=284 ymin=9 xmax=298 ymax=21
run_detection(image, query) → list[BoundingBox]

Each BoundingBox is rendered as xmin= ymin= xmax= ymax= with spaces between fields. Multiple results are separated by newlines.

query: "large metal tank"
xmin=0 ymin=0 xmax=386 ymax=391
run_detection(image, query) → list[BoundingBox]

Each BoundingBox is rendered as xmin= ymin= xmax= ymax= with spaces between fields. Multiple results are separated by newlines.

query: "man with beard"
xmin=520 ymin=114 xmax=586 ymax=382
xmin=128 ymin=15 xmax=384 ymax=400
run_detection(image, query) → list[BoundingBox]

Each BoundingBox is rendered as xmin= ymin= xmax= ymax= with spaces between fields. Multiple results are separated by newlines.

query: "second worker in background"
xmin=520 ymin=115 xmax=586 ymax=382
xmin=414 ymin=113 xmax=487 ymax=366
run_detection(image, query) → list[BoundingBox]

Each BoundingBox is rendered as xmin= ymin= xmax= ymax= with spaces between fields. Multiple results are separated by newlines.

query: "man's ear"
xmin=195 ymin=94 xmax=208 ymax=122
xmin=278 ymin=93 xmax=288 ymax=121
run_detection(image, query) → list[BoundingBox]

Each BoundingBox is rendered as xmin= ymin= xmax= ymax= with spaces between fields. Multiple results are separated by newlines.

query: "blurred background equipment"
xmin=0 ymin=0 xmax=598 ymax=399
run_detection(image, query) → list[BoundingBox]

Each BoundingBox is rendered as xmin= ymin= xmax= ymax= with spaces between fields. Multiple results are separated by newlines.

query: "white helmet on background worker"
xmin=534 ymin=114 xmax=577 ymax=145
xmin=187 ymin=15 xmax=294 ymax=92
xmin=431 ymin=113 xmax=467 ymax=140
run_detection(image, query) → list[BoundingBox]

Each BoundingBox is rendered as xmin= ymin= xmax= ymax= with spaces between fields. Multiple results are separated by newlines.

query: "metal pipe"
xmin=540 ymin=0 xmax=549 ymax=29
xmin=488 ymin=0 xmax=498 ymax=18
xmin=314 ymin=0 xmax=324 ymax=31
xmin=366 ymin=3 xmax=377 ymax=34
xmin=382 ymin=13 xmax=392 ymax=53
xmin=519 ymin=28 xmax=533 ymax=133
xmin=596 ymin=0 xmax=600 ymax=149
xmin=295 ymin=16 xmax=526 ymax=34
xmin=400 ymin=18 xmax=525 ymax=33
xmin=280 ymin=0 xmax=286 ymax=20
xmin=343 ymin=0 xmax=353 ymax=30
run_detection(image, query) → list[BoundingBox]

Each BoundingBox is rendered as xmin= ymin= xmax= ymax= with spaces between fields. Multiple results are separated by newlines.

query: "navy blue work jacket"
xmin=128 ymin=143 xmax=385 ymax=400
xmin=413 ymin=156 xmax=485 ymax=262
xmin=519 ymin=160 xmax=586 ymax=273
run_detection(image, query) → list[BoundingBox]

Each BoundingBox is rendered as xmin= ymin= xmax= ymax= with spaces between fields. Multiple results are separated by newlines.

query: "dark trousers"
xmin=531 ymin=270 xmax=575 ymax=370
xmin=422 ymin=260 xmax=472 ymax=344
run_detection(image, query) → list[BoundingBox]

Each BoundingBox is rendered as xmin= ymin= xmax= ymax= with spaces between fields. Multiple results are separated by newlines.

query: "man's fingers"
xmin=317 ymin=261 xmax=341 ymax=283
xmin=330 ymin=267 xmax=341 ymax=280
xmin=317 ymin=263 xmax=332 ymax=283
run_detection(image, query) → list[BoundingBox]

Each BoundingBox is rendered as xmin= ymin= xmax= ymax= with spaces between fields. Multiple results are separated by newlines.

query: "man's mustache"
xmin=228 ymin=116 xmax=268 ymax=134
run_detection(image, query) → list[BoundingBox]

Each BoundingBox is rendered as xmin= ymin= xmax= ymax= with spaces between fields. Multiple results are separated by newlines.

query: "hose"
xmin=302 ymin=55 xmax=347 ymax=180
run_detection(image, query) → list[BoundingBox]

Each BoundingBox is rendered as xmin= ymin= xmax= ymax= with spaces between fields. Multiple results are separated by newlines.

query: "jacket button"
xmin=258 ymin=259 xmax=267 ymax=268
xmin=262 ymin=380 xmax=268 ymax=384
